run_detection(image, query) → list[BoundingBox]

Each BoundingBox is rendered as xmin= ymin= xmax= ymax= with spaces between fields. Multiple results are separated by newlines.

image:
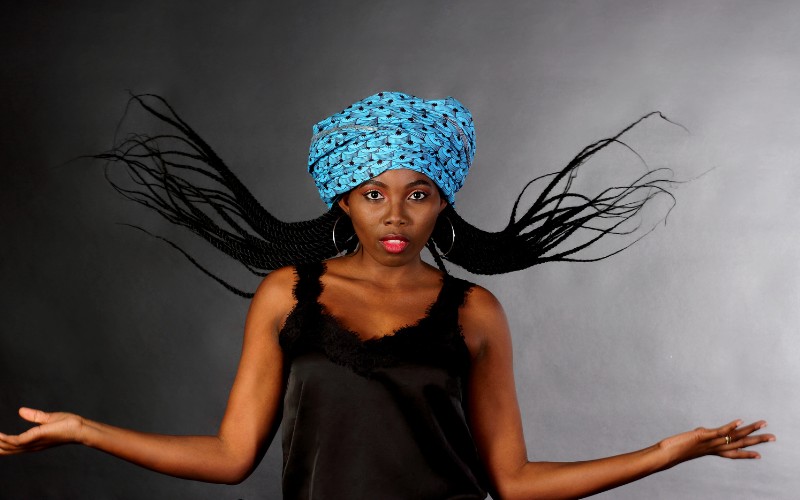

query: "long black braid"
xmin=94 ymin=94 xmax=680 ymax=297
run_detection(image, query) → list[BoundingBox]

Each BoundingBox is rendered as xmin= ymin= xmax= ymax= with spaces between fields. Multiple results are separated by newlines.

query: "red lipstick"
xmin=380 ymin=234 xmax=409 ymax=254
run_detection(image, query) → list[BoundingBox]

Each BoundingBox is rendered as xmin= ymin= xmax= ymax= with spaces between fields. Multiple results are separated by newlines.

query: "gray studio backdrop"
xmin=1 ymin=1 xmax=796 ymax=498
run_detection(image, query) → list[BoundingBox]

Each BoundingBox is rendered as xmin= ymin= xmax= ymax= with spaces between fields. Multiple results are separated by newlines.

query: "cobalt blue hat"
xmin=308 ymin=91 xmax=476 ymax=207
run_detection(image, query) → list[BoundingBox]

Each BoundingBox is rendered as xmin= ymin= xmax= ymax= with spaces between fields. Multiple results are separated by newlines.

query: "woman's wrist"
xmin=648 ymin=440 xmax=677 ymax=472
xmin=653 ymin=431 xmax=702 ymax=472
xmin=76 ymin=416 xmax=97 ymax=448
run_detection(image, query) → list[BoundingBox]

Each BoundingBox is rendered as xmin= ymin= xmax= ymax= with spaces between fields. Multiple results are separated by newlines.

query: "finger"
xmin=0 ymin=435 xmax=25 ymax=452
xmin=729 ymin=433 xmax=776 ymax=450
xmin=0 ymin=442 xmax=50 ymax=455
xmin=0 ymin=432 xmax=47 ymax=450
xmin=725 ymin=422 xmax=772 ymax=449
xmin=715 ymin=419 xmax=743 ymax=437
xmin=18 ymin=407 xmax=49 ymax=425
xmin=0 ymin=434 xmax=16 ymax=451
xmin=0 ymin=429 xmax=50 ymax=454
xmin=0 ymin=438 xmax=28 ymax=454
xmin=0 ymin=428 xmax=53 ymax=453
xmin=696 ymin=420 xmax=740 ymax=441
xmin=2 ymin=425 xmax=44 ymax=447
xmin=697 ymin=420 xmax=741 ymax=445
xmin=719 ymin=448 xmax=762 ymax=459
xmin=730 ymin=420 xmax=768 ymax=440
xmin=716 ymin=433 xmax=775 ymax=460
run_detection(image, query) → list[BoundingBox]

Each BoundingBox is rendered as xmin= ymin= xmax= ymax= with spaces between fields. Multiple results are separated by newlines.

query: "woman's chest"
xmin=318 ymin=283 xmax=443 ymax=341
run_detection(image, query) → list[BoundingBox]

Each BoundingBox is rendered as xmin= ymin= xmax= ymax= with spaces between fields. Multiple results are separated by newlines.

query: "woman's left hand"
xmin=658 ymin=419 xmax=775 ymax=467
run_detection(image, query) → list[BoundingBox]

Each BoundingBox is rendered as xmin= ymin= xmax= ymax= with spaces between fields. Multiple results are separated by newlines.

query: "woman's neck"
xmin=330 ymin=249 xmax=440 ymax=289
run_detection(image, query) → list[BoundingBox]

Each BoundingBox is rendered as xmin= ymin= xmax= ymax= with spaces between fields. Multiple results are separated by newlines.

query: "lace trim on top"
xmin=279 ymin=261 xmax=473 ymax=378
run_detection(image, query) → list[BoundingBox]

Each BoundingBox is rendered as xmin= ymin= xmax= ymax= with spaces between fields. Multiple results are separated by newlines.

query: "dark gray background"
xmin=1 ymin=1 xmax=796 ymax=498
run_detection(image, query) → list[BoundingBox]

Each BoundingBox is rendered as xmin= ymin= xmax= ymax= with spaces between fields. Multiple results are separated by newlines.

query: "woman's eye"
xmin=364 ymin=190 xmax=383 ymax=200
xmin=409 ymin=191 xmax=428 ymax=201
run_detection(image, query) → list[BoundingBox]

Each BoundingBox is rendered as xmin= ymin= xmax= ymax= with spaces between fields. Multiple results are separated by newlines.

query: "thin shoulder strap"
xmin=292 ymin=261 xmax=325 ymax=305
xmin=429 ymin=274 xmax=475 ymax=325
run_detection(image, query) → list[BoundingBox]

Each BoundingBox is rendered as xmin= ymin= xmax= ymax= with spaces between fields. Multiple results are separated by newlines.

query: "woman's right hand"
xmin=0 ymin=407 xmax=85 ymax=455
xmin=0 ymin=407 xmax=83 ymax=455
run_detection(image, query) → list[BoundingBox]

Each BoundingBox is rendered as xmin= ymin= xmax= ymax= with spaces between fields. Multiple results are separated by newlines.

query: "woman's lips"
xmin=380 ymin=235 xmax=409 ymax=254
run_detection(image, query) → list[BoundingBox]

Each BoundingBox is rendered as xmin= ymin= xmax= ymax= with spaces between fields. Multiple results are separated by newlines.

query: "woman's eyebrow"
xmin=361 ymin=179 xmax=388 ymax=188
xmin=406 ymin=179 xmax=434 ymax=188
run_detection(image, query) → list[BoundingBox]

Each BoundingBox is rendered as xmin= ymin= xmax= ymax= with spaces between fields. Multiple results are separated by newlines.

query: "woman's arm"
xmin=0 ymin=266 xmax=297 ymax=484
xmin=460 ymin=286 xmax=775 ymax=500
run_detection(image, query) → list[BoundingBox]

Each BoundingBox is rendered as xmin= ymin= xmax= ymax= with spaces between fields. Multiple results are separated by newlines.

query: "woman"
xmin=0 ymin=91 xmax=774 ymax=499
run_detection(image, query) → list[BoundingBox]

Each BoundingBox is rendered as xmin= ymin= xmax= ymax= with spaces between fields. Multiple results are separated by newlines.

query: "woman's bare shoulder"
xmin=249 ymin=265 xmax=300 ymax=330
xmin=462 ymin=283 xmax=504 ymax=315
xmin=255 ymin=265 xmax=297 ymax=295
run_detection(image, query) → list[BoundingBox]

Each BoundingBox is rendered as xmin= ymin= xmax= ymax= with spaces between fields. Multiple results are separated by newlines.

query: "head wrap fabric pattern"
xmin=308 ymin=91 xmax=476 ymax=207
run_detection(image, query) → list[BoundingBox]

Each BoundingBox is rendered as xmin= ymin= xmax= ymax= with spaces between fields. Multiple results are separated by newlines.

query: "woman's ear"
xmin=435 ymin=187 xmax=447 ymax=213
xmin=337 ymin=193 xmax=351 ymax=216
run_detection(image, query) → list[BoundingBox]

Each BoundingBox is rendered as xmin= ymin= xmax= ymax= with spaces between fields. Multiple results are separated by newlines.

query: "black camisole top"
xmin=278 ymin=262 xmax=488 ymax=499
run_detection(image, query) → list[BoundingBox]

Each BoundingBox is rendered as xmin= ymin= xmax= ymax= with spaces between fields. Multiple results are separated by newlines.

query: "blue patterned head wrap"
xmin=308 ymin=91 xmax=476 ymax=207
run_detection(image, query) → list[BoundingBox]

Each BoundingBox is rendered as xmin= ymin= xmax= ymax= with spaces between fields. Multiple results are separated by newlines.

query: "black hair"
xmin=94 ymin=94 xmax=681 ymax=298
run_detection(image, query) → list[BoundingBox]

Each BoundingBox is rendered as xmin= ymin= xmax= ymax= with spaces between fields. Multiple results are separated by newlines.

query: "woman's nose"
xmin=383 ymin=199 xmax=408 ymax=226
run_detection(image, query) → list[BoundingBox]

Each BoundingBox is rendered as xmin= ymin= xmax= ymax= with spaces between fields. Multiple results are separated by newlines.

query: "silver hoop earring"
xmin=332 ymin=216 xmax=356 ymax=254
xmin=435 ymin=216 xmax=455 ymax=257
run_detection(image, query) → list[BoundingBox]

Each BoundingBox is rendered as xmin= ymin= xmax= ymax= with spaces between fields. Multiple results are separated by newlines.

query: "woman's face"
xmin=338 ymin=169 xmax=447 ymax=266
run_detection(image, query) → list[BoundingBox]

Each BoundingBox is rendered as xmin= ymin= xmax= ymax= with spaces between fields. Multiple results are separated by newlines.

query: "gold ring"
xmin=725 ymin=435 xmax=732 ymax=445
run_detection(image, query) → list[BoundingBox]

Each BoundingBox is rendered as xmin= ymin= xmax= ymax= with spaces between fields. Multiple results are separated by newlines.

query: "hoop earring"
xmin=435 ymin=216 xmax=455 ymax=257
xmin=332 ymin=216 xmax=356 ymax=254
